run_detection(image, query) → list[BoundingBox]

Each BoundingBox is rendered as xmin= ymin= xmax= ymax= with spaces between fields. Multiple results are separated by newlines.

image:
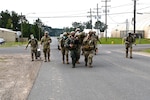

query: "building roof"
xmin=0 ymin=28 xmax=16 ymax=33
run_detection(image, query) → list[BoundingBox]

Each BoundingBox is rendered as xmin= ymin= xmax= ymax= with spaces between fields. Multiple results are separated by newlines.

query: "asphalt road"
xmin=27 ymin=37 xmax=150 ymax=100
xmin=1 ymin=38 xmax=150 ymax=100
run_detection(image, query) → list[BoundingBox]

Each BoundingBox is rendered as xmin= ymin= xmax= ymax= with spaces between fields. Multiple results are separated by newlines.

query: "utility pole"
xmin=133 ymin=0 xmax=136 ymax=34
xmin=87 ymin=8 xmax=94 ymax=29
xmin=94 ymin=3 xmax=101 ymax=21
xmin=93 ymin=3 xmax=101 ymax=37
xmin=102 ymin=0 xmax=110 ymax=41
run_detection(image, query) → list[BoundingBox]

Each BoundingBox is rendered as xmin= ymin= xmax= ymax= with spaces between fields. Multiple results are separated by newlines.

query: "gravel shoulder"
xmin=0 ymin=54 xmax=42 ymax=100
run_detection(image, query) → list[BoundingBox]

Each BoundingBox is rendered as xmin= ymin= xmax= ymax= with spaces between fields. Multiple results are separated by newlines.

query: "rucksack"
xmin=60 ymin=36 xmax=67 ymax=48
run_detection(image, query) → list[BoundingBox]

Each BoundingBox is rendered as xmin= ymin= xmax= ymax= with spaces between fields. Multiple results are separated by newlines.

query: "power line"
xmin=110 ymin=3 xmax=133 ymax=9
xmin=27 ymin=16 xmax=87 ymax=18
xmin=137 ymin=5 xmax=150 ymax=10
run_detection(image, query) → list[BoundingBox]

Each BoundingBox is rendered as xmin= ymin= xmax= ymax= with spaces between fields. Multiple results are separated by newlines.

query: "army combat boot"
xmin=44 ymin=57 xmax=47 ymax=62
xmin=63 ymin=60 xmax=65 ymax=64
xmin=66 ymin=59 xmax=69 ymax=64
xmin=130 ymin=48 xmax=132 ymax=59
xmin=126 ymin=49 xmax=128 ymax=58
xmin=85 ymin=58 xmax=88 ymax=66
xmin=89 ymin=63 xmax=93 ymax=68
xmin=72 ymin=63 xmax=75 ymax=68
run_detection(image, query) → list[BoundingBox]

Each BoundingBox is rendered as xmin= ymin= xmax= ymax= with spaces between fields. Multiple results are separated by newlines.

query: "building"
xmin=111 ymin=14 xmax=150 ymax=39
xmin=0 ymin=28 xmax=17 ymax=42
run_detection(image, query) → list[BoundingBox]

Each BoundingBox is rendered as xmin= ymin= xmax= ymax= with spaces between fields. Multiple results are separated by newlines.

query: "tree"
xmin=6 ymin=18 xmax=12 ymax=29
xmin=34 ymin=18 xmax=43 ymax=40
xmin=72 ymin=22 xmax=85 ymax=31
xmin=0 ymin=10 xmax=11 ymax=28
xmin=94 ymin=21 xmax=107 ymax=32
xmin=84 ymin=20 xmax=92 ymax=29
xmin=11 ymin=11 xmax=20 ymax=31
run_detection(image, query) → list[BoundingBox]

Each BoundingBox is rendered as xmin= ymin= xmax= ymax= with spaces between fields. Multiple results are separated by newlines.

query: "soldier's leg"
xmin=126 ymin=47 xmax=128 ymax=58
xmin=43 ymin=49 xmax=47 ymax=62
xmin=65 ymin=49 xmax=69 ymax=64
xmin=47 ymin=48 xmax=50 ymax=61
xmin=31 ymin=50 xmax=34 ymax=61
xmin=130 ymin=47 xmax=132 ymax=59
xmin=76 ymin=47 xmax=81 ymax=64
xmin=88 ymin=52 xmax=94 ymax=68
xmin=35 ymin=50 xmax=37 ymax=59
xmin=70 ymin=50 xmax=76 ymax=68
xmin=81 ymin=47 xmax=84 ymax=55
xmin=95 ymin=44 xmax=98 ymax=55
xmin=83 ymin=51 xmax=88 ymax=66
xmin=62 ymin=48 xmax=65 ymax=63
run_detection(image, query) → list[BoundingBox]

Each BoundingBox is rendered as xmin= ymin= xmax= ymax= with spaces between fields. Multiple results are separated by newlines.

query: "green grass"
xmin=99 ymin=38 xmax=150 ymax=44
xmin=0 ymin=42 xmax=27 ymax=47
xmin=142 ymin=49 xmax=150 ymax=53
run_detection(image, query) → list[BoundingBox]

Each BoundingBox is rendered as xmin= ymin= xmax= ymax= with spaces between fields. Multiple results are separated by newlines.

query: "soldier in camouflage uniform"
xmin=65 ymin=31 xmax=79 ymax=68
xmin=59 ymin=32 xmax=69 ymax=64
xmin=75 ymin=28 xmax=85 ymax=64
xmin=25 ymin=34 xmax=38 ymax=61
xmin=82 ymin=31 xmax=96 ymax=68
xmin=92 ymin=31 xmax=101 ymax=55
xmin=41 ymin=31 xmax=52 ymax=62
xmin=125 ymin=32 xmax=136 ymax=59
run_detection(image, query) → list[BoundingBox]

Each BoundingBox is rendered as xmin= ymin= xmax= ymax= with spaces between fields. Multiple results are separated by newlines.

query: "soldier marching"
xmin=124 ymin=32 xmax=136 ymax=59
xmin=59 ymin=32 xmax=70 ymax=64
xmin=61 ymin=29 xmax=97 ymax=68
xmin=41 ymin=31 xmax=52 ymax=62
xmin=25 ymin=34 xmax=38 ymax=61
xmin=26 ymin=29 xmax=100 ymax=68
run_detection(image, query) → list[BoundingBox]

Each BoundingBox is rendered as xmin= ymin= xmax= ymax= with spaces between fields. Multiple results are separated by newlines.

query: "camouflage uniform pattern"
xmin=65 ymin=31 xmax=79 ymax=68
xmin=75 ymin=31 xmax=86 ymax=64
xmin=41 ymin=33 xmax=52 ymax=62
xmin=26 ymin=38 xmax=38 ymax=61
xmin=125 ymin=33 xmax=136 ymax=58
xmin=59 ymin=32 xmax=69 ymax=64
xmin=92 ymin=32 xmax=101 ymax=55
xmin=82 ymin=31 xmax=96 ymax=67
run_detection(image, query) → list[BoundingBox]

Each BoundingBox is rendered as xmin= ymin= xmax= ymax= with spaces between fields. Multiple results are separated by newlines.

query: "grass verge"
xmin=0 ymin=42 xmax=27 ymax=47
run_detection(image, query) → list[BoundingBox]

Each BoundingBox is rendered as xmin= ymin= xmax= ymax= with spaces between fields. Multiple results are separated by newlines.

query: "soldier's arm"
xmin=49 ymin=37 xmax=52 ymax=43
xmin=65 ymin=38 xmax=70 ymax=48
xmin=41 ymin=37 xmax=43 ymax=45
xmin=35 ymin=39 xmax=38 ymax=47
xmin=25 ymin=40 xmax=31 ymax=49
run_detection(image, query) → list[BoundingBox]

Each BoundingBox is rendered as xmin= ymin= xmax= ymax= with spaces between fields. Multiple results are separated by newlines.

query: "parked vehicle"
xmin=0 ymin=38 xmax=5 ymax=44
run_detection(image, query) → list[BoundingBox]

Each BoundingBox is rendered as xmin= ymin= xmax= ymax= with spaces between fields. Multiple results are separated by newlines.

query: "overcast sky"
xmin=0 ymin=0 xmax=150 ymax=31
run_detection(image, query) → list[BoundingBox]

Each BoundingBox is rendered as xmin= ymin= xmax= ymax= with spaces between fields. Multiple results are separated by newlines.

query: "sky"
xmin=0 ymin=0 xmax=150 ymax=32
